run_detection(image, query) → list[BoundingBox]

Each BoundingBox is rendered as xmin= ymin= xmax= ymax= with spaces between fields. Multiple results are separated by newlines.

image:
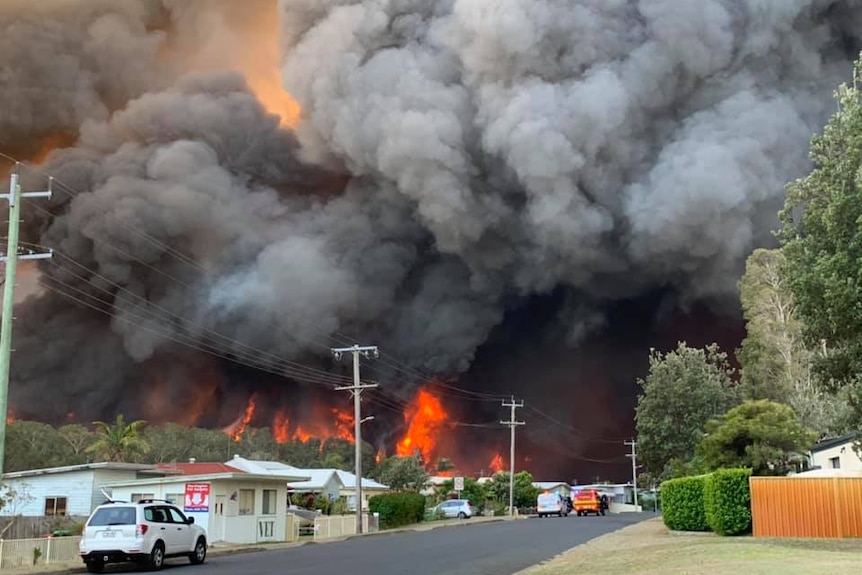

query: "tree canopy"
xmin=737 ymin=248 xmax=851 ymax=437
xmin=779 ymin=55 xmax=862 ymax=428
xmin=376 ymin=455 xmax=429 ymax=491
xmin=635 ymin=342 xmax=741 ymax=479
xmin=86 ymin=415 xmax=150 ymax=462
xmin=698 ymin=400 xmax=817 ymax=476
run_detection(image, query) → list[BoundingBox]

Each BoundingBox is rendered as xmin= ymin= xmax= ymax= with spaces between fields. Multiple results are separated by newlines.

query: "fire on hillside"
xmin=214 ymin=383 xmax=508 ymax=476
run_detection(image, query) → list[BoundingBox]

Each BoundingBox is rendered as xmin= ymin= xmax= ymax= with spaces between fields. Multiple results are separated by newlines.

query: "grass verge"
xmin=522 ymin=517 xmax=862 ymax=575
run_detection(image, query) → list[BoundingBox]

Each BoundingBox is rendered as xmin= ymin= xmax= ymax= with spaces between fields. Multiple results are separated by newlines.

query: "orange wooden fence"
xmin=750 ymin=476 xmax=862 ymax=538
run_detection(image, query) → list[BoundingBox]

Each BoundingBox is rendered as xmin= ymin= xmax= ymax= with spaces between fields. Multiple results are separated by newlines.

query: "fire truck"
xmin=573 ymin=489 xmax=605 ymax=516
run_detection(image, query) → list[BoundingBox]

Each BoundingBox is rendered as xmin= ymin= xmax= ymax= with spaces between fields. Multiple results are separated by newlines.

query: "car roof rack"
xmin=102 ymin=499 xmax=130 ymax=504
xmin=136 ymin=499 xmax=174 ymax=505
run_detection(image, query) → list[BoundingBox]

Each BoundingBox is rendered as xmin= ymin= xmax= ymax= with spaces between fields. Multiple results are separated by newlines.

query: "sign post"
xmin=454 ymin=476 xmax=464 ymax=499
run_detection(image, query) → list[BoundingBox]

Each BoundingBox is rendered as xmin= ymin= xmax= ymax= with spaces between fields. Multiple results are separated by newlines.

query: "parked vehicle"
xmin=536 ymin=492 xmax=569 ymax=518
xmin=79 ymin=499 xmax=207 ymax=573
xmin=573 ymin=489 xmax=604 ymax=516
xmin=433 ymin=499 xmax=473 ymax=519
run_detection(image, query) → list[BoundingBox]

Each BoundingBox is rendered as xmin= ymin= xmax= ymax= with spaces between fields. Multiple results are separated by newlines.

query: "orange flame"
xmin=272 ymin=411 xmax=290 ymax=444
xmin=375 ymin=448 xmax=385 ymax=464
xmin=223 ymin=396 xmax=257 ymax=442
xmin=271 ymin=405 xmax=354 ymax=447
xmin=395 ymin=388 xmax=450 ymax=466
xmin=490 ymin=453 xmax=504 ymax=474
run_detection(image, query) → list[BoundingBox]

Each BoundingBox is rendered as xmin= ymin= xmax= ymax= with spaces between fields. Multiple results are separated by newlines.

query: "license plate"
xmin=102 ymin=531 xmax=115 ymax=538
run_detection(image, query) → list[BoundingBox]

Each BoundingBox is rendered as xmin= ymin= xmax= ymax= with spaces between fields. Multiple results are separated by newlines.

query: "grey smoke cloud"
xmin=4 ymin=0 xmax=862 ymax=421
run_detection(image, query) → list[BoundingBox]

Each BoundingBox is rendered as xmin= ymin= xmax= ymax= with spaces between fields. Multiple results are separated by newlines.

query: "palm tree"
xmin=85 ymin=415 xmax=151 ymax=462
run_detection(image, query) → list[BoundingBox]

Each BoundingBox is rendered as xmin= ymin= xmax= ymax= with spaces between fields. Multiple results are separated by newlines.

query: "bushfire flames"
xmin=225 ymin=397 xmax=354 ymax=447
xmin=233 ymin=0 xmax=301 ymax=128
xmin=490 ymin=453 xmax=504 ymax=473
xmin=218 ymin=385 xmax=508 ymax=477
xmin=395 ymin=388 xmax=451 ymax=466
xmin=224 ymin=395 xmax=257 ymax=442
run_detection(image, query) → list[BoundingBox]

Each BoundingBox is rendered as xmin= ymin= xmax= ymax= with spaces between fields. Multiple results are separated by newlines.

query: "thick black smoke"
xmin=3 ymin=1 xmax=861 ymax=465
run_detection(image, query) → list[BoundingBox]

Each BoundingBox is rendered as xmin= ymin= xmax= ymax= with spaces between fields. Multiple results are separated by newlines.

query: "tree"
xmin=86 ymin=414 xmax=150 ymax=462
xmin=486 ymin=471 xmax=539 ymax=508
xmin=436 ymin=477 xmax=487 ymax=511
xmin=779 ymin=54 xmax=862 ymax=429
xmin=4 ymin=421 xmax=65 ymax=471
xmin=737 ymin=249 xmax=851 ymax=437
xmin=635 ymin=342 xmax=741 ymax=479
xmin=57 ymin=424 xmax=96 ymax=463
xmin=698 ymin=400 xmax=817 ymax=476
xmin=0 ymin=483 xmax=34 ymax=538
xmin=378 ymin=456 xmax=429 ymax=491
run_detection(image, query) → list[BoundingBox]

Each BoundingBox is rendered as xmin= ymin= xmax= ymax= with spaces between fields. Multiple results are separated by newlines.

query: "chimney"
xmin=189 ymin=457 xmax=196 ymax=464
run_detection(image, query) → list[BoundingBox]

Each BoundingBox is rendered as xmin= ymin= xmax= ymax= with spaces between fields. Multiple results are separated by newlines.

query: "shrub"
xmin=660 ymin=474 xmax=709 ymax=532
xmin=704 ymin=468 xmax=752 ymax=535
xmin=368 ymin=492 xmax=426 ymax=529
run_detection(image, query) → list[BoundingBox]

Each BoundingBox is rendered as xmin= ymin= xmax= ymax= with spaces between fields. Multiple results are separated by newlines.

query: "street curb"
xmin=14 ymin=516 xmax=528 ymax=575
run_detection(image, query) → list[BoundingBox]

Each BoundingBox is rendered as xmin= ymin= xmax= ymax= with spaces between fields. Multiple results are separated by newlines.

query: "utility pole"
xmin=625 ymin=439 xmax=639 ymax=511
xmin=500 ymin=396 xmax=524 ymax=517
xmin=0 ymin=165 xmax=52 ymax=477
xmin=332 ymin=344 xmax=378 ymax=534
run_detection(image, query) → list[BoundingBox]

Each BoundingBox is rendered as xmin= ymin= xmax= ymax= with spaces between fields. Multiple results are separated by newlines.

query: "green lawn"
xmin=523 ymin=517 xmax=862 ymax=575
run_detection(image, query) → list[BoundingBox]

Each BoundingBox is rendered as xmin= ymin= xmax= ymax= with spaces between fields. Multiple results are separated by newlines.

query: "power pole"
xmin=0 ymin=165 xmax=52 ymax=477
xmin=625 ymin=439 xmax=639 ymax=511
xmin=332 ymin=344 xmax=378 ymax=534
xmin=500 ymin=396 xmax=524 ymax=517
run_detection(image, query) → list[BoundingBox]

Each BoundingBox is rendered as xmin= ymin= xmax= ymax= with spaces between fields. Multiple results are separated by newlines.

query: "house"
xmin=223 ymin=456 xmax=389 ymax=511
xmin=105 ymin=466 xmax=309 ymax=544
xmin=809 ymin=432 xmax=862 ymax=471
xmin=333 ymin=470 xmax=389 ymax=511
xmin=533 ymin=482 xmax=572 ymax=498
xmin=0 ymin=462 xmax=175 ymax=518
xmin=287 ymin=469 xmax=344 ymax=504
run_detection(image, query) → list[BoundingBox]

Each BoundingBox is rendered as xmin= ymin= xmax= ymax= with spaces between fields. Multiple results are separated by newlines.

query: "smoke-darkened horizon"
xmin=1 ymin=0 xmax=858 ymax=479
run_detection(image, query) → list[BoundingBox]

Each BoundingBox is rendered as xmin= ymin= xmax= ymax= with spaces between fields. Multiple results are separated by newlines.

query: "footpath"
xmin=4 ymin=515 xmax=526 ymax=575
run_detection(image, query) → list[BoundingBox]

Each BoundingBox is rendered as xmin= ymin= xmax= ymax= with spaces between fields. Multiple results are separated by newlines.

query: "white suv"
xmin=79 ymin=499 xmax=208 ymax=572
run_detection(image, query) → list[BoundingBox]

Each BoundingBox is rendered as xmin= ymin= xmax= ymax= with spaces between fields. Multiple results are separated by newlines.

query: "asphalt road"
xmin=148 ymin=513 xmax=649 ymax=575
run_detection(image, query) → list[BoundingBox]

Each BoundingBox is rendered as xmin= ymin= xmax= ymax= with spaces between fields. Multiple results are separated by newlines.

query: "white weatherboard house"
xmin=0 ymin=463 xmax=173 ymax=517
xmin=225 ymin=456 xmax=389 ymax=511
xmin=809 ymin=432 xmax=862 ymax=471
xmin=104 ymin=462 xmax=309 ymax=544
xmin=533 ymin=482 xmax=572 ymax=498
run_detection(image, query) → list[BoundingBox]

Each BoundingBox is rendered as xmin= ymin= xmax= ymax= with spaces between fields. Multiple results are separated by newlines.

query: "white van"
xmin=536 ymin=492 xmax=568 ymax=518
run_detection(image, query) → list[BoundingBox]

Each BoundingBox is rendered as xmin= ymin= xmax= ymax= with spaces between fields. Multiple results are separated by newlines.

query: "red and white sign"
xmin=184 ymin=483 xmax=211 ymax=512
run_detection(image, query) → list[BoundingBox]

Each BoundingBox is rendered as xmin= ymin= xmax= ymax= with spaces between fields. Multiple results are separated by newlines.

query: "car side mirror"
xmin=187 ymin=517 xmax=195 ymax=525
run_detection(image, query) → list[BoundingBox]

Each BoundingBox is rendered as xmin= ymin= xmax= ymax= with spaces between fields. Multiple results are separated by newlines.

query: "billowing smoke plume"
xmin=3 ymin=1 xmax=861 ymax=435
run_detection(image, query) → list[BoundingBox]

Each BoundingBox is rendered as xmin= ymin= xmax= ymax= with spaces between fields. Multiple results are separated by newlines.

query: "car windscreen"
xmin=88 ymin=507 xmax=136 ymax=526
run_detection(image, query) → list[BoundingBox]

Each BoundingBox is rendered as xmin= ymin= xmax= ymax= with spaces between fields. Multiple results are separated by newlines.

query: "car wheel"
xmin=86 ymin=561 xmax=104 ymax=574
xmin=458 ymin=512 xmax=466 ymax=519
xmin=189 ymin=537 xmax=207 ymax=565
xmin=148 ymin=541 xmax=165 ymax=571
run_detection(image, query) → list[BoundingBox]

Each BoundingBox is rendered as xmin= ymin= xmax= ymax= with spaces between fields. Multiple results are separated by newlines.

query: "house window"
xmin=45 ymin=497 xmax=67 ymax=516
xmin=131 ymin=493 xmax=155 ymax=502
xmin=262 ymin=490 xmax=277 ymax=515
xmin=238 ymin=489 xmax=255 ymax=516
xmin=830 ymin=457 xmax=841 ymax=469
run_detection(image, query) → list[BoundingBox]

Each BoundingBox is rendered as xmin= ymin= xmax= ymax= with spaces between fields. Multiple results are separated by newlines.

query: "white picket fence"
xmin=312 ymin=515 xmax=378 ymax=541
xmin=0 ymin=536 xmax=81 ymax=569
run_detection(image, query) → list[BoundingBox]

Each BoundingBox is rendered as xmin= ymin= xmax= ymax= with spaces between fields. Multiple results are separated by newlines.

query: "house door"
xmin=214 ymin=496 xmax=226 ymax=542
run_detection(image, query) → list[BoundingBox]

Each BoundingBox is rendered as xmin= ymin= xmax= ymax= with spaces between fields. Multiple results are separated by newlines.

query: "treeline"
xmin=4 ymin=417 xmax=379 ymax=474
xmin=634 ymin=56 xmax=862 ymax=484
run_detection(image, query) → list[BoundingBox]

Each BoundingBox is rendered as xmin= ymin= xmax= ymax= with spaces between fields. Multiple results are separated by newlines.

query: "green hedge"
xmin=704 ymin=468 xmax=752 ymax=535
xmin=368 ymin=492 xmax=426 ymax=529
xmin=660 ymin=475 xmax=709 ymax=532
